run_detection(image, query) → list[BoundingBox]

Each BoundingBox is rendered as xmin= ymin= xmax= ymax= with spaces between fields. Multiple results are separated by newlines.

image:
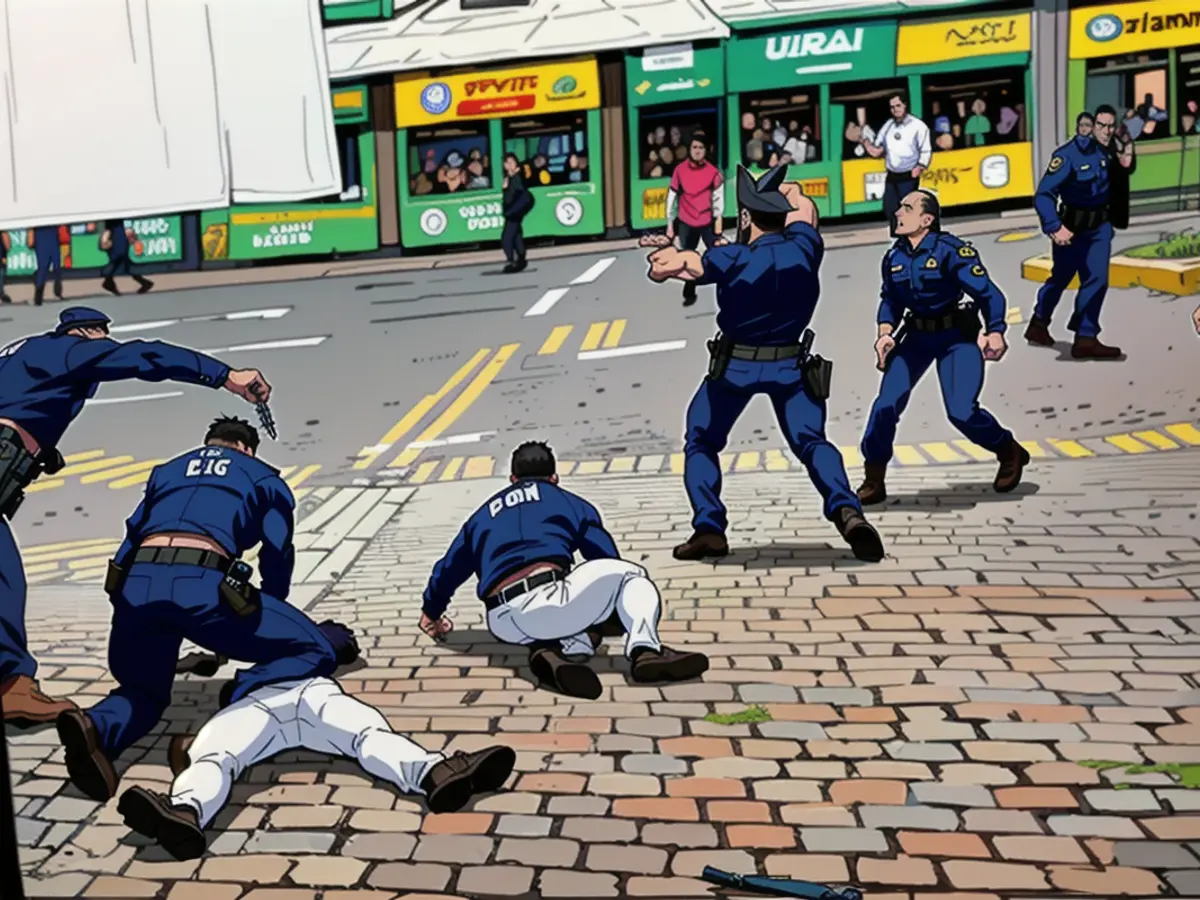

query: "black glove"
xmin=318 ymin=620 xmax=360 ymax=667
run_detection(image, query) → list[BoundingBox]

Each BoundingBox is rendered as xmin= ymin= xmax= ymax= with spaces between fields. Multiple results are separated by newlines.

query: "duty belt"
xmin=133 ymin=546 xmax=232 ymax=572
xmin=484 ymin=570 xmax=563 ymax=611
xmin=1060 ymin=204 xmax=1108 ymax=233
xmin=729 ymin=343 xmax=803 ymax=362
xmin=909 ymin=313 xmax=959 ymax=333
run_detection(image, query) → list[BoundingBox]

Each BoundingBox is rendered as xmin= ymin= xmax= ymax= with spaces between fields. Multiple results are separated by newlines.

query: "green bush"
xmin=1125 ymin=231 xmax=1200 ymax=260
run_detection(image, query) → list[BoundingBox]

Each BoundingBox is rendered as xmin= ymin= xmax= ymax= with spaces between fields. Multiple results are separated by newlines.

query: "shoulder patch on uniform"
xmin=924 ymin=257 xmax=939 ymax=269
xmin=1047 ymin=155 xmax=1064 ymax=173
xmin=890 ymin=264 xmax=904 ymax=272
xmin=957 ymin=245 xmax=977 ymax=258
xmin=970 ymin=264 xmax=986 ymax=277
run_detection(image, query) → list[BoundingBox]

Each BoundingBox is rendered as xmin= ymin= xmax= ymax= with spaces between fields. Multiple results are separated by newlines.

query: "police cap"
xmin=736 ymin=164 xmax=793 ymax=215
xmin=55 ymin=307 xmax=111 ymax=335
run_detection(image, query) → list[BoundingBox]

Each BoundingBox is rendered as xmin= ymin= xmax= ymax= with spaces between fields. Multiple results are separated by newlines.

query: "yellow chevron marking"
xmin=765 ymin=449 xmax=790 ymax=471
xmin=921 ymin=442 xmax=965 ymax=463
xmin=63 ymin=450 xmax=105 ymax=464
xmin=1019 ymin=440 xmax=1048 ymax=458
xmin=576 ymin=460 xmax=607 ymax=475
xmin=1134 ymin=430 xmax=1180 ymax=450
xmin=58 ymin=456 xmax=135 ymax=477
xmin=1046 ymin=438 xmax=1093 ymax=458
xmin=26 ymin=479 xmax=64 ymax=494
xmin=287 ymin=465 xmax=321 ymax=489
xmin=720 ymin=453 xmax=735 ymax=473
xmin=580 ymin=322 xmax=609 ymax=352
xmin=440 ymin=457 xmax=464 ymax=481
xmin=81 ymin=460 xmax=163 ymax=484
xmin=1105 ymin=433 xmax=1151 ymax=454
xmin=602 ymin=319 xmax=626 ymax=349
xmin=67 ymin=556 xmax=112 ymax=572
xmin=539 ymin=325 xmax=573 ymax=356
xmin=278 ymin=466 xmax=297 ymax=479
xmin=669 ymin=453 xmax=684 ymax=475
xmin=409 ymin=461 xmax=439 ymax=484
xmin=558 ymin=461 xmax=577 ymax=476
xmin=294 ymin=487 xmax=312 ymax=501
xmin=1165 ymin=423 xmax=1200 ymax=445
xmin=894 ymin=445 xmax=927 ymax=466
xmin=952 ymin=440 xmax=994 ymax=461
xmin=22 ymin=538 xmax=117 ymax=555
xmin=1005 ymin=306 xmax=1023 ymax=325
xmin=109 ymin=470 xmax=153 ymax=490
xmin=21 ymin=543 xmax=121 ymax=564
xmin=463 ymin=456 xmax=495 ymax=479
xmin=838 ymin=446 xmax=863 ymax=468
xmin=735 ymin=451 xmax=760 ymax=472
xmin=23 ymin=562 xmax=60 ymax=576
xmin=608 ymin=456 xmax=636 ymax=473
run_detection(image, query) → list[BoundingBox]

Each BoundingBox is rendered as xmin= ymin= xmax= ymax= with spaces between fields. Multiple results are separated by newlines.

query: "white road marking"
xmin=88 ymin=391 xmax=185 ymax=405
xmin=578 ymin=340 xmax=687 ymax=361
xmin=202 ymin=336 xmax=328 ymax=353
xmin=109 ymin=319 xmax=180 ymax=334
xmin=570 ymin=257 xmax=616 ymax=285
xmin=109 ymin=307 xmax=292 ymax=334
xmin=407 ymin=431 xmax=495 ymax=450
xmin=524 ymin=288 xmax=569 ymax=317
xmin=224 ymin=308 xmax=290 ymax=321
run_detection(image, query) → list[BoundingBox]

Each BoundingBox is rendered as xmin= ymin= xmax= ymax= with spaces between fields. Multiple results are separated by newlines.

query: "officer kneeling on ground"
xmin=420 ymin=441 xmax=709 ymax=700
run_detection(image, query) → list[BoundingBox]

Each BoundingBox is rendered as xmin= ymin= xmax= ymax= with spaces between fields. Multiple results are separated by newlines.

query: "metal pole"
xmin=0 ymin=692 xmax=27 ymax=900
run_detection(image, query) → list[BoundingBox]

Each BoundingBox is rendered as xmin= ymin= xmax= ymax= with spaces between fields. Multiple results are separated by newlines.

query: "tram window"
xmin=1086 ymin=53 xmax=1171 ymax=142
xmin=334 ymin=125 xmax=364 ymax=202
xmin=921 ymin=68 xmax=1027 ymax=152
xmin=738 ymin=88 xmax=821 ymax=168
xmin=637 ymin=105 xmax=720 ymax=179
xmin=830 ymin=80 xmax=907 ymax=161
xmin=1176 ymin=47 xmax=1200 ymax=136
xmin=502 ymin=112 xmax=589 ymax=187
xmin=408 ymin=122 xmax=491 ymax=196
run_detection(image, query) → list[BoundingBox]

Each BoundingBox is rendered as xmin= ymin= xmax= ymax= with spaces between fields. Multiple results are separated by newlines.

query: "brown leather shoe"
xmin=57 ymin=708 xmax=119 ymax=802
xmin=672 ymin=530 xmax=729 ymax=561
xmin=1024 ymin=316 xmax=1055 ymax=347
xmin=168 ymin=735 xmax=194 ymax=777
xmin=421 ymin=746 xmax=517 ymax=814
xmin=834 ymin=507 xmax=885 ymax=562
xmin=1 ymin=675 xmax=77 ymax=726
xmin=994 ymin=440 xmax=1031 ymax=493
xmin=1071 ymin=336 xmax=1122 ymax=359
xmin=529 ymin=647 xmax=602 ymax=700
xmin=856 ymin=463 xmax=888 ymax=506
xmin=630 ymin=646 xmax=710 ymax=683
xmin=585 ymin=612 xmax=627 ymax=650
xmin=118 ymin=786 xmax=206 ymax=860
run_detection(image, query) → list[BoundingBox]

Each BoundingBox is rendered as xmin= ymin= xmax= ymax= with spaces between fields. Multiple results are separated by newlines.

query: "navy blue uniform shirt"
xmin=32 ymin=226 xmax=58 ymax=251
xmin=423 ymin=479 xmax=619 ymax=619
xmin=877 ymin=232 xmax=1008 ymax=335
xmin=115 ymin=445 xmax=295 ymax=600
xmin=0 ymin=333 xmax=230 ymax=450
xmin=695 ymin=222 xmax=823 ymax=346
xmin=1034 ymin=136 xmax=1111 ymax=234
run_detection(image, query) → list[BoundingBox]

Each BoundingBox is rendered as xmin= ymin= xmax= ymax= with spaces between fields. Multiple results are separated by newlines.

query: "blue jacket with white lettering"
xmin=422 ymin=478 xmax=620 ymax=619
xmin=114 ymin=445 xmax=295 ymax=601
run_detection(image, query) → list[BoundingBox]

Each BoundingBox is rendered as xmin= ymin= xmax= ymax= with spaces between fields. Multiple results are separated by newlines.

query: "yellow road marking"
xmin=287 ymin=465 xmax=322 ymax=489
xmin=1166 ymin=423 xmax=1200 ymax=445
xmin=1005 ymin=307 xmax=1023 ymax=325
xmin=67 ymin=556 xmax=112 ymax=572
xmin=576 ymin=460 xmax=607 ymax=475
xmin=894 ymin=445 xmax=927 ymax=466
xmin=1105 ymin=434 xmax=1151 ymax=454
xmin=1020 ymin=440 xmax=1048 ymax=458
xmin=1047 ymin=438 xmax=1093 ymax=458
xmin=602 ymin=319 xmax=626 ymax=349
xmin=58 ymin=456 xmax=135 ymax=477
xmin=720 ymin=453 xmax=735 ymax=473
xmin=21 ymin=537 xmax=118 ymax=555
xmin=669 ymin=453 xmax=684 ymax=474
xmin=921 ymin=442 xmax=965 ymax=463
xmin=1133 ymin=430 xmax=1179 ymax=450
xmin=608 ymin=456 xmax=636 ymax=473
xmin=839 ymin=446 xmax=863 ymax=468
xmin=952 ymin=440 xmax=993 ymax=461
xmin=388 ymin=344 xmax=520 ymax=469
xmin=765 ymin=449 xmax=789 ymax=471
xmin=278 ymin=466 xmax=297 ymax=479
xmin=409 ymin=461 xmax=439 ymax=484
xmin=998 ymin=230 xmax=1040 ymax=243
xmin=23 ymin=562 xmax=60 ymax=576
xmin=355 ymin=347 xmax=491 ymax=470
xmin=440 ymin=457 xmax=464 ymax=481
xmin=463 ymin=456 xmax=494 ymax=479
xmin=294 ymin=487 xmax=312 ymax=502
xmin=62 ymin=450 xmax=105 ymax=464
xmin=558 ymin=461 xmax=577 ymax=476
xmin=81 ymin=460 xmax=163 ymax=484
xmin=580 ymin=322 xmax=609 ymax=352
xmin=109 ymin=471 xmax=153 ymax=490
xmin=539 ymin=326 xmax=573 ymax=356
xmin=21 ymin=543 xmax=121 ymax=564
xmin=26 ymin=479 xmax=64 ymax=493
xmin=735 ymin=451 xmax=760 ymax=472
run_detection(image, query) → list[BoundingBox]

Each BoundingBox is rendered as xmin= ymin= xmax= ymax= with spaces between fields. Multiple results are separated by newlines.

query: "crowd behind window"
xmin=1176 ymin=46 xmax=1200 ymax=136
xmin=638 ymin=105 xmax=720 ymax=179
xmin=739 ymin=89 xmax=821 ymax=168
xmin=833 ymin=81 xmax=906 ymax=162
xmin=408 ymin=123 xmax=493 ymax=196
xmin=1086 ymin=53 xmax=1171 ymax=142
xmin=502 ymin=113 xmax=590 ymax=187
xmin=921 ymin=69 xmax=1026 ymax=151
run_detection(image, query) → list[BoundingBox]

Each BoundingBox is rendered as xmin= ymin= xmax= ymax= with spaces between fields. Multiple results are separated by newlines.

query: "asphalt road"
xmin=3 ymin=218 xmax=1198 ymax=547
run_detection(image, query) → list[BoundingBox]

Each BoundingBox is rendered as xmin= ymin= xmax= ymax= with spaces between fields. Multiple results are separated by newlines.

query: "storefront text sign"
xmin=897 ymin=13 xmax=1032 ymax=66
xmin=727 ymin=21 xmax=897 ymax=92
xmin=625 ymin=45 xmax=725 ymax=107
xmin=1070 ymin=0 xmax=1200 ymax=58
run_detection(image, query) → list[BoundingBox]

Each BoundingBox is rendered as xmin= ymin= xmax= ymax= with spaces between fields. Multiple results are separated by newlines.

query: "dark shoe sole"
xmin=632 ymin=651 xmax=710 ymax=683
xmin=118 ymin=787 xmax=207 ymax=860
xmin=1025 ymin=334 xmax=1054 ymax=347
xmin=56 ymin=710 xmax=117 ymax=802
xmin=845 ymin=521 xmax=886 ymax=562
xmin=1070 ymin=348 xmax=1122 ymax=360
xmin=426 ymin=746 xmax=517 ymax=814
xmin=856 ymin=486 xmax=886 ymax=506
xmin=994 ymin=447 xmax=1032 ymax=494
xmin=529 ymin=652 xmax=602 ymax=700
xmin=672 ymin=542 xmax=729 ymax=561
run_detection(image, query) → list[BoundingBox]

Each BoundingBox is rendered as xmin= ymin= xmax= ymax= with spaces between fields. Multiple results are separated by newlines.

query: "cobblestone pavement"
xmin=10 ymin=451 xmax=1200 ymax=899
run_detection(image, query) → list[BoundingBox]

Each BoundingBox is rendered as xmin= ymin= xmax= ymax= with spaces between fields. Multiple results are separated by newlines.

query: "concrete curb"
xmin=1021 ymin=251 xmax=1200 ymax=296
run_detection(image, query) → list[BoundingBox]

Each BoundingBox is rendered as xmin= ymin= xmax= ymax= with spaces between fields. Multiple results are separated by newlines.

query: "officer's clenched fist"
xmin=224 ymin=369 xmax=272 ymax=403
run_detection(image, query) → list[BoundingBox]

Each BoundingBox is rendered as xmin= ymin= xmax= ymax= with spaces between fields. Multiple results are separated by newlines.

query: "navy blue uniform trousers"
xmin=685 ymin=357 xmax=861 ymax=534
xmin=1034 ymin=221 xmax=1112 ymax=339
xmin=34 ymin=248 xmax=61 ymax=295
xmin=88 ymin=562 xmax=337 ymax=759
xmin=0 ymin=520 xmax=33 ymax=682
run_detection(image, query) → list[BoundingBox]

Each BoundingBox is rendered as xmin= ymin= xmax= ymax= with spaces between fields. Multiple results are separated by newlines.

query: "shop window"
xmin=636 ymin=103 xmax=720 ymax=179
xmin=1176 ymin=47 xmax=1200 ymax=136
xmin=830 ymin=80 xmax=908 ymax=162
xmin=335 ymin=125 xmax=364 ymax=202
xmin=1086 ymin=53 xmax=1171 ymax=142
xmin=738 ymin=89 xmax=821 ymax=168
xmin=407 ymin=122 xmax=492 ymax=196
xmin=921 ymin=68 xmax=1026 ymax=152
xmin=501 ymin=112 xmax=589 ymax=187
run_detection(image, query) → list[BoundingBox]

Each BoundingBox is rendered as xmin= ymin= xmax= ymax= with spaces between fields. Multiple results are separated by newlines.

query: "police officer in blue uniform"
xmin=57 ymin=416 xmax=339 ymax=803
xmin=1026 ymin=106 xmax=1123 ymax=359
xmin=27 ymin=225 xmax=63 ymax=306
xmin=421 ymin=441 xmax=709 ymax=700
xmin=857 ymin=191 xmax=1029 ymax=504
xmin=0 ymin=307 xmax=272 ymax=725
xmin=641 ymin=164 xmax=884 ymax=563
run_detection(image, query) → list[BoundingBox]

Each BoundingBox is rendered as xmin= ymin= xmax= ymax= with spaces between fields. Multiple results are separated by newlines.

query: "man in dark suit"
xmin=501 ymin=153 xmax=533 ymax=274
xmin=1094 ymin=105 xmax=1136 ymax=231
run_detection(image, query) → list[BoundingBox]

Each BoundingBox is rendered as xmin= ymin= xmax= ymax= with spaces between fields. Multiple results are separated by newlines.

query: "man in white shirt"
xmin=861 ymin=92 xmax=932 ymax=236
xmin=115 ymin=621 xmax=516 ymax=861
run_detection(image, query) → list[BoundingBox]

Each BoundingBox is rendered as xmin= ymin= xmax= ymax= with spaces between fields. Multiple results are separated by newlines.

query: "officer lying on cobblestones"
xmin=0 ymin=307 xmax=271 ymax=726
xmin=641 ymin=164 xmax=884 ymax=564
xmin=117 ymin=622 xmax=515 ymax=861
xmin=421 ymin=441 xmax=709 ymax=700
xmin=858 ymin=190 xmax=1029 ymax=505
xmin=57 ymin=416 xmax=339 ymax=803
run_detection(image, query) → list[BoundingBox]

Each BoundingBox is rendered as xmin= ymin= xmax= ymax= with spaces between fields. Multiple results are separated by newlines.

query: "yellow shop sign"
xmin=898 ymin=13 xmax=1031 ymax=66
xmin=1070 ymin=1 xmax=1200 ymax=59
xmin=394 ymin=57 xmax=600 ymax=128
xmin=842 ymin=143 xmax=1034 ymax=208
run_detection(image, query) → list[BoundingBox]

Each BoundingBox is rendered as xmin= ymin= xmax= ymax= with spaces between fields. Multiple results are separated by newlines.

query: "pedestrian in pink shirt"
xmin=666 ymin=133 xmax=724 ymax=306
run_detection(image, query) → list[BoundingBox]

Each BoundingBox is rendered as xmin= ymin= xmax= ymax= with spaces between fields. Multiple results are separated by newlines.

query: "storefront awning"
xmin=704 ymin=0 xmax=1006 ymax=29
xmin=324 ymin=0 xmax=730 ymax=80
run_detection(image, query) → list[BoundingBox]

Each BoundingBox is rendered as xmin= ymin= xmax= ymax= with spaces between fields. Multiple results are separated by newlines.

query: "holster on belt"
xmin=801 ymin=355 xmax=833 ymax=400
xmin=705 ymin=335 xmax=733 ymax=382
xmin=104 ymin=561 xmax=126 ymax=597
xmin=0 ymin=429 xmax=40 ymax=522
xmin=219 ymin=561 xmax=261 ymax=618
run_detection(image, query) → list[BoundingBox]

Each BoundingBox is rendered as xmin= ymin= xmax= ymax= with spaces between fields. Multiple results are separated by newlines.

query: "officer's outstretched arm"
xmin=64 ymin=337 xmax=230 ymax=390
xmin=648 ymin=247 xmax=704 ymax=282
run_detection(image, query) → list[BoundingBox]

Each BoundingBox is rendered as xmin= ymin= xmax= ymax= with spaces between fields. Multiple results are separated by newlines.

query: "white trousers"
xmin=170 ymin=677 xmax=444 ymax=828
xmin=486 ymin=558 xmax=663 ymax=659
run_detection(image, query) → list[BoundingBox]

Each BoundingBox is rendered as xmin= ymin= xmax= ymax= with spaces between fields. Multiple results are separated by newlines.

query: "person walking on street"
xmin=501 ymin=153 xmax=533 ymax=274
xmin=0 ymin=232 xmax=11 ymax=304
xmin=27 ymin=225 xmax=63 ymax=306
xmin=666 ymin=132 xmax=724 ymax=307
xmin=861 ymin=93 xmax=932 ymax=237
xmin=100 ymin=220 xmax=153 ymax=296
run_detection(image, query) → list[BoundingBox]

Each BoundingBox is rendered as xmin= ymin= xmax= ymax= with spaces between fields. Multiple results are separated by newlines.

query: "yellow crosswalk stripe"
xmin=952 ymin=440 xmax=993 ymax=461
xmin=409 ymin=461 xmax=439 ymax=484
xmin=1020 ymin=440 xmax=1048 ymax=458
xmin=720 ymin=453 xmax=735 ymax=473
xmin=765 ymin=449 xmax=790 ymax=471
xmin=287 ymin=465 xmax=321 ymax=489
xmin=23 ymin=562 xmax=59 ymax=576
xmin=1105 ymin=434 xmax=1151 ymax=454
xmin=602 ymin=319 xmax=626 ymax=349
xmin=278 ymin=466 xmax=297 ymax=479
xmin=608 ymin=456 xmax=636 ymax=473
xmin=355 ymin=347 xmax=491 ymax=470
xmin=894 ymin=445 xmax=927 ymax=466
xmin=81 ymin=460 xmax=163 ymax=484
xmin=669 ymin=453 xmax=684 ymax=474
xmin=440 ymin=457 xmax=464 ymax=481
xmin=22 ymin=537 xmax=117 ymax=555
xmin=294 ymin=487 xmax=312 ymax=501
xmin=576 ymin=460 xmax=606 ymax=475
xmin=921 ymin=442 xmax=965 ymax=463
xmin=539 ymin=325 xmax=573 ymax=356
xmin=109 ymin=470 xmax=153 ymax=490
xmin=1005 ymin=307 xmax=1023 ymax=325
xmin=463 ymin=456 xmax=494 ymax=479
xmin=22 ymin=543 xmax=121 ymax=564
xmin=1166 ymin=423 xmax=1200 ymax=445
xmin=1133 ymin=430 xmax=1179 ymax=450
xmin=839 ymin=446 xmax=863 ymax=468
xmin=735 ymin=451 xmax=760 ymax=472
xmin=1047 ymin=438 xmax=1093 ymax=458
xmin=389 ymin=344 xmax=520 ymax=469
xmin=59 ymin=455 xmax=135 ymax=477
xmin=26 ymin=479 xmax=65 ymax=494
xmin=579 ymin=322 xmax=609 ymax=352
xmin=558 ymin=461 xmax=577 ymax=476
xmin=63 ymin=450 xmax=105 ymax=464
xmin=67 ymin=556 xmax=112 ymax=571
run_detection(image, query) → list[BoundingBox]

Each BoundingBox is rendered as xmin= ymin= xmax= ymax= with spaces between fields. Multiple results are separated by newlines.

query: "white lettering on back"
xmin=186 ymin=458 xmax=230 ymax=477
xmin=488 ymin=482 xmax=542 ymax=517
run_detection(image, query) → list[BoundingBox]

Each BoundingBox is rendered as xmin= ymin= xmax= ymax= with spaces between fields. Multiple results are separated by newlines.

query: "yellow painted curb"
xmin=1022 ymin=253 xmax=1200 ymax=296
